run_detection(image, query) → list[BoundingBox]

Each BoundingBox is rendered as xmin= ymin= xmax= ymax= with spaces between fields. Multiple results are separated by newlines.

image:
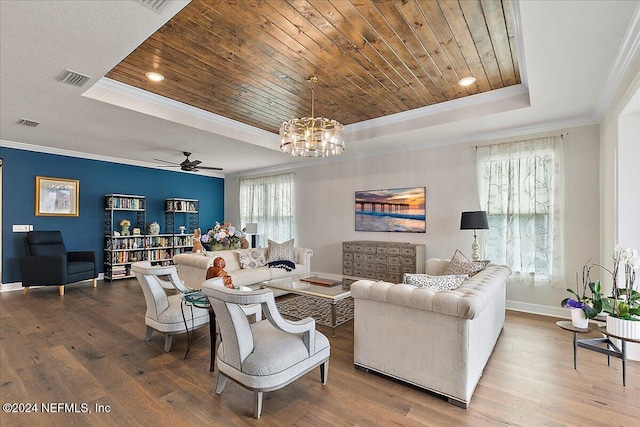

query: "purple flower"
xmin=565 ymin=299 xmax=584 ymax=309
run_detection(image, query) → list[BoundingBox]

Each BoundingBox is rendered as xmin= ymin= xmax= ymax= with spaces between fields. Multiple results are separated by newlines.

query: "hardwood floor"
xmin=1 ymin=279 xmax=638 ymax=426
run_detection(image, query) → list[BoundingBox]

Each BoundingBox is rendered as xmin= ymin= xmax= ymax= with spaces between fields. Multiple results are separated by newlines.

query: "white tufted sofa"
xmin=351 ymin=258 xmax=511 ymax=408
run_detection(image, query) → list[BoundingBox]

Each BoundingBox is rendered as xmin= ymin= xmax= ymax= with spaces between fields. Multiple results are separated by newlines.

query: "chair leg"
xmin=164 ymin=334 xmax=173 ymax=352
xmin=22 ymin=287 xmax=29 ymax=295
xmin=93 ymin=278 xmax=97 ymax=288
xmin=215 ymin=373 xmax=227 ymax=395
xmin=59 ymin=286 xmax=65 ymax=296
xmin=144 ymin=326 xmax=154 ymax=342
xmin=320 ymin=360 xmax=329 ymax=385
xmin=254 ymin=391 xmax=263 ymax=419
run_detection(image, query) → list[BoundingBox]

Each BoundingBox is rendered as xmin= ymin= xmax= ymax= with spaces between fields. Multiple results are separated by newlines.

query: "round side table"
xmin=556 ymin=320 xmax=595 ymax=369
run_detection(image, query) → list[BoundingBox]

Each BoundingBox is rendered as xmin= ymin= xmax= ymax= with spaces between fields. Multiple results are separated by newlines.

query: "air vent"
xmin=17 ymin=118 xmax=40 ymax=127
xmin=136 ymin=0 xmax=171 ymax=14
xmin=56 ymin=69 xmax=92 ymax=87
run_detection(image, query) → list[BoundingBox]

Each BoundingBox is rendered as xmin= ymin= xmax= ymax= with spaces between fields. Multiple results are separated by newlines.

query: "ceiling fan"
xmin=154 ymin=151 xmax=223 ymax=172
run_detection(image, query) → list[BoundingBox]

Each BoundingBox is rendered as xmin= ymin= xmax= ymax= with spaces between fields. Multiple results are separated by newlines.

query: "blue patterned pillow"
xmin=402 ymin=273 xmax=468 ymax=290
xmin=267 ymin=239 xmax=295 ymax=264
xmin=237 ymin=249 xmax=266 ymax=269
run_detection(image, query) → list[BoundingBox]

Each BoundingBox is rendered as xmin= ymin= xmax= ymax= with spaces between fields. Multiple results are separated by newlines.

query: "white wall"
xmin=599 ymin=56 xmax=640 ymax=280
xmin=599 ymin=60 xmax=640 ymax=361
xmin=617 ymin=110 xmax=640 ymax=250
xmin=226 ymin=124 xmax=601 ymax=313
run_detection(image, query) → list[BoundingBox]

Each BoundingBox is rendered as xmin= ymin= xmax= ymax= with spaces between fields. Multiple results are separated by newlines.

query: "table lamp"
xmin=460 ymin=211 xmax=489 ymax=261
xmin=245 ymin=223 xmax=258 ymax=248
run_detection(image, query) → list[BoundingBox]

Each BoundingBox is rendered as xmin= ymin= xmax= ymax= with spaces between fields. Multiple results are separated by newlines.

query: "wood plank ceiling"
xmin=106 ymin=0 xmax=520 ymax=134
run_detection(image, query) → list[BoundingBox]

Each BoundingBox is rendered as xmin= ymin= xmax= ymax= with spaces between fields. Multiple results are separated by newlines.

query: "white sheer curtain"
xmin=239 ymin=173 xmax=293 ymax=244
xmin=477 ymin=135 xmax=564 ymax=287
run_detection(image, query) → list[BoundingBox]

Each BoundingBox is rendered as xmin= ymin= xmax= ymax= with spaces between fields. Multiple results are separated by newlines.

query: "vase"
xmin=570 ymin=308 xmax=589 ymax=329
xmin=148 ymin=222 xmax=160 ymax=235
xmin=606 ymin=315 xmax=640 ymax=340
xmin=121 ymin=225 xmax=130 ymax=236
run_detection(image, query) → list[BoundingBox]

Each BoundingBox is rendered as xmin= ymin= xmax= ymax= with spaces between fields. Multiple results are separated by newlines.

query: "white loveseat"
xmin=173 ymin=247 xmax=313 ymax=292
xmin=351 ymin=258 xmax=511 ymax=408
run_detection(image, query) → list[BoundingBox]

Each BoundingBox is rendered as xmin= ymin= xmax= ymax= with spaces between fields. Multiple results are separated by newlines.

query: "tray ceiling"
xmin=106 ymin=0 xmax=520 ymax=134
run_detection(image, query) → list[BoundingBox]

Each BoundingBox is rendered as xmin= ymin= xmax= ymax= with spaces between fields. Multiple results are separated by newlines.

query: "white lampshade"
xmin=245 ymin=223 xmax=258 ymax=234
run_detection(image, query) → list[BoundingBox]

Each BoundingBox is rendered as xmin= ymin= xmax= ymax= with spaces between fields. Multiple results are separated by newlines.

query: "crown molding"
xmin=88 ymin=79 xmax=530 ymax=151
xmin=593 ymin=3 xmax=640 ymax=120
xmin=509 ymin=0 xmax=528 ymax=89
xmin=0 ymin=139 xmax=224 ymax=178
xmin=83 ymin=77 xmax=279 ymax=150
xmin=345 ymin=84 xmax=530 ymax=143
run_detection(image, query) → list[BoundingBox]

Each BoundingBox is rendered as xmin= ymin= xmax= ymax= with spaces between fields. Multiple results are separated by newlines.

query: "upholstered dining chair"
xmin=131 ymin=261 xmax=193 ymax=293
xmin=201 ymin=284 xmax=330 ymax=419
xmin=132 ymin=262 xmax=209 ymax=352
xmin=201 ymin=278 xmax=262 ymax=321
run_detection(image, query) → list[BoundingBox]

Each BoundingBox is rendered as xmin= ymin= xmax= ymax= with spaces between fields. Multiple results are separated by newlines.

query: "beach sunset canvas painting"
xmin=355 ymin=187 xmax=426 ymax=232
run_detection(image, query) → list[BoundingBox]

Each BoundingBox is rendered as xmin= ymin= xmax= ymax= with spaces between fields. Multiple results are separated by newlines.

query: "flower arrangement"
xmin=599 ymin=245 xmax=640 ymax=320
xmin=561 ymin=262 xmax=602 ymax=319
xmin=203 ymin=222 xmax=245 ymax=248
xmin=120 ymin=219 xmax=131 ymax=227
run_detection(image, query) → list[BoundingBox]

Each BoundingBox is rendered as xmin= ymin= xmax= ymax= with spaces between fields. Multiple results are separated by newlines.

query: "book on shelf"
xmin=166 ymin=199 xmax=197 ymax=212
xmin=106 ymin=196 xmax=143 ymax=210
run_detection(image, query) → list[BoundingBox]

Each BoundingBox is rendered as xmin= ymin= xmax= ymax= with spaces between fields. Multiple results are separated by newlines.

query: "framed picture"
xmin=355 ymin=187 xmax=426 ymax=232
xmin=35 ymin=176 xmax=79 ymax=217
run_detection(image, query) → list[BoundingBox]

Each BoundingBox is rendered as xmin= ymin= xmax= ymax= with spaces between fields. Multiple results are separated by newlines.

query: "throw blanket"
xmin=267 ymin=260 xmax=295 ymax=271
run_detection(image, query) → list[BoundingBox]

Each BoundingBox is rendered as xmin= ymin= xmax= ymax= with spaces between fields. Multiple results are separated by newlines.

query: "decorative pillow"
xmin=267 ymin=239 xmax=295 ymax=264
xmin=443 ymin=250 xmax=490 ymax=276
xmin=236 ymin=249 xmax=266 ymax=269
xmin=403 ymin=273 xmax=468 ymax=290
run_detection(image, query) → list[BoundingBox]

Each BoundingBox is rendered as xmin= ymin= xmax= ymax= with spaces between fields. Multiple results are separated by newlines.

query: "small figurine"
xmin=206 ymin=257 xmax=234 ymax=289
xmin=193 ymin=228 xmax=204 ymax=253
xmin=240 ymin=227 xmax=250 ymax=249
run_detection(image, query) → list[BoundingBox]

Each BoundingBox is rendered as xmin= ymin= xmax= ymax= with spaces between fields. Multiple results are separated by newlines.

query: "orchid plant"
xmin=561 ymin=261 xmax=602 ymax=319
xmin=599 ymin=245 xmax=640 ymax=320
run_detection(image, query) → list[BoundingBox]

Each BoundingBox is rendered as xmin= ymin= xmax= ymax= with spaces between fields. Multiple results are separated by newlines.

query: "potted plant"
xmin=599 ymin=246 xmax=640 ymax=339
xmin=561 ymin=262 xmax=602 ymax=328
xmin=204 ymin=222 xmax=246 ymax=250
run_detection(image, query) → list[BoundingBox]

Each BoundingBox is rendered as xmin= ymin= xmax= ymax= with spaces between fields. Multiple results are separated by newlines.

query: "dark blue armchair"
xmin=18 ymin=231 xmax=98 ymax=295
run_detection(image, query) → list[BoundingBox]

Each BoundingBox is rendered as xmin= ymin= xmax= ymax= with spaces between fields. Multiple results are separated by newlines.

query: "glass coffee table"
xmin=259 ymin=272 xmax=364 ymax=337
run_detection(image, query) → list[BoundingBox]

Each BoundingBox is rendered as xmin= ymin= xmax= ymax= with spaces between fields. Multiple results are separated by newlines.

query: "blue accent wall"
xmin=1 ymin=147 xmax=224 ymax=283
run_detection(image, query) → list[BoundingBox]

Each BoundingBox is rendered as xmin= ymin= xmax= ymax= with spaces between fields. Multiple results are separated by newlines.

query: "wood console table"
xmin=556 ymin=320 xmax=640 ymax=386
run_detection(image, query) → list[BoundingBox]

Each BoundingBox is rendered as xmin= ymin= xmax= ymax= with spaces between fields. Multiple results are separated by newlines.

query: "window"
xmin=239 ymin=173 xmax=293 ymax=243
xmin=477 ymin=136 xmax=564 ymax=287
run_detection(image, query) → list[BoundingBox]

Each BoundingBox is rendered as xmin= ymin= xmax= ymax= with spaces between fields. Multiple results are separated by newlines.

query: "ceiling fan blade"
xmin=190 ymin=159 xmax=202 ymax=167
xmin=197 ymin=166 xmax=224 ymax=171
xmin=154 ymin=158 xmax=181 ymax=166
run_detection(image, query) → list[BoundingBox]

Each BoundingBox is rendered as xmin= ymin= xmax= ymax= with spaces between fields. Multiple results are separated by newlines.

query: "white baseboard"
xmin=0 ymin=282 xmax=23 ymax=293
xmin=0 ymin=274 xmax=105 ymax=293
xmin=506 ymin=300 xmax=569 ymax=319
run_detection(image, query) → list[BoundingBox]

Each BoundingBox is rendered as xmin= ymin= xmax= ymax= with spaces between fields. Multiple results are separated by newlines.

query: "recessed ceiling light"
xmin=458 ymin=76 xmax=476 ymax=87
xmin=145 ymin=72 xmax=164 ymax=82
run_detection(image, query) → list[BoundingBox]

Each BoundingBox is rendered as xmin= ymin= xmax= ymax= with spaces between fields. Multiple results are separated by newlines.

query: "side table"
xmin=182 ymin=291 xmax=216 ymax=372
xmin=556 ymin=320 xmax=637 ymax=386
